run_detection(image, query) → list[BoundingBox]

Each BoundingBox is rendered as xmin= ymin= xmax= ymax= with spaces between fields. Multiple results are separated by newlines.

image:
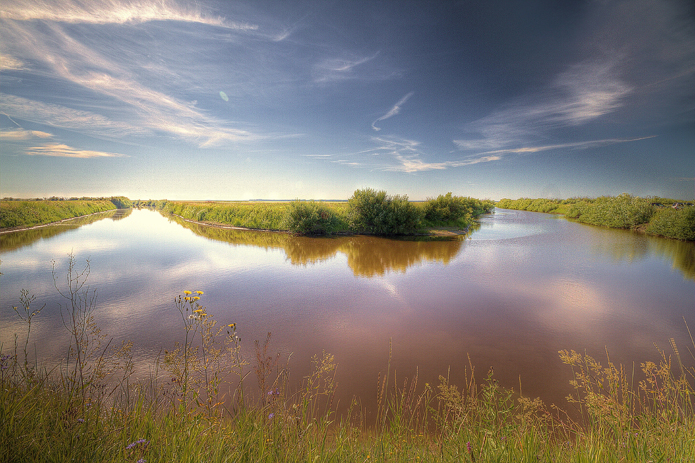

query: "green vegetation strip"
xmin=3 ymin=256 xmax=694 ymax=462
xmin=496 ymin=194 xmax=695 ymax=241
xmin=0 ymin=196 xmax=132 ymax=230
xmin=140 ymin=189 xmax=495 ymax=236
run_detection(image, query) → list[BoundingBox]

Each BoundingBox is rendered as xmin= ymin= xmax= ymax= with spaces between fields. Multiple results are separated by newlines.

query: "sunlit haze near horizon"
xmin=1 ymin=0 xmax=694 ymax=201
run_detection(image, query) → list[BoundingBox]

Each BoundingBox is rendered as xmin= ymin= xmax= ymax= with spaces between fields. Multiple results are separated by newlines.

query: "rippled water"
xmin=1 ymin=208 xmax=693 ymax=415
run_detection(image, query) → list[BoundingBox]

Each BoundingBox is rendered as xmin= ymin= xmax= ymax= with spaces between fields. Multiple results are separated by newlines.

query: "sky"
xmin=1 ymin=0 xmax=694 ymax=201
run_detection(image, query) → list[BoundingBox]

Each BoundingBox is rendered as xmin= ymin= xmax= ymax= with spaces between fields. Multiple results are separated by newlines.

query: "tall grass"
xmin=3 ymin=256 xmax=694 ymax=461
xmin=0 ymin=199 xmax=126 ymax=229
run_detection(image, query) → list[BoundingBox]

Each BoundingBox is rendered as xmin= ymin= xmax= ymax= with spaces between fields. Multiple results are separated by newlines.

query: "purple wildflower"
xmin=137 ymin=460 xmax=146 ymax=463
xmin=126 ymin=439 xmax=149 ymax=450
xmin=77 ymin=418 xmax=85 ymax=423
xmin=268 ymin=413 xmax=275 ymax=419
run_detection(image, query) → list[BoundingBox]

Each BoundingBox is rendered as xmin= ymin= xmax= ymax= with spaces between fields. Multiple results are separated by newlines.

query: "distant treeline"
xmin=0 ymin=196 xmax=132 ymax=229
xmin=496 ymin=194 xmax=695 ymax=241
xmin=137 ymin=190 xmax=495 ymax=236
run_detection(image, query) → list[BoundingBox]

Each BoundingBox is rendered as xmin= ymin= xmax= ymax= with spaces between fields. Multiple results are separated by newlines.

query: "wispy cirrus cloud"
xmin=0 ymin=13 xmax=260 ymax=147
xmin=0 ymin=0 xmax=257 ymax=29
xmin=0 ymin=52 xmax=25 ymax=71
xmin=25 ymin=143 xmax=127 ymax=158
xmin=372 ymin=92 xmax=413 ymax=131
xmin=454 ymin=58 xmax=632 ymax=155
xmin=312 ymin=52 xmax=397 ymax=83
xmin=0 ymin=128 xmax=53 ymax=140
xmin=0 ymin=94 xmax=149 ymax=139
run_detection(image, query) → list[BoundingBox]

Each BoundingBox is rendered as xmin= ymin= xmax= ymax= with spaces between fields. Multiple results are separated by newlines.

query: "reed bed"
xmin=2 ymin=255 xmax=694 ymax=462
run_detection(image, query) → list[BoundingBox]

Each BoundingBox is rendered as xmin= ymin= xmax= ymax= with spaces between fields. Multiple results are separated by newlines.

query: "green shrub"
xmin=423 ymin=192 xmax=491 ymax=227
xmin=347 ymin=188 xmax=423 ymax=235
xmin=646 ymin=207 xmax=695 ymax=241
xmin=281 ymin=200 xmax=342 ymax=235
xmin=568 ymin=194 xmax=655 ymax=229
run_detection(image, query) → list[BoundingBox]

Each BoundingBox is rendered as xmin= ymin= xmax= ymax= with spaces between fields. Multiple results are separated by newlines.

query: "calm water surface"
xmin=1 ymin=208 xmax=694 ymax=415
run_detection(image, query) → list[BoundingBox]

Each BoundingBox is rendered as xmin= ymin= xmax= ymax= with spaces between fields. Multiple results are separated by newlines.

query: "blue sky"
xmin=1 ymin=0 xmax=694 ymax=201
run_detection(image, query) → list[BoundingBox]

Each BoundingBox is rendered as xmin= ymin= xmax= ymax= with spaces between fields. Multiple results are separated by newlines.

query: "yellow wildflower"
xmin=194 ymin=309 xmax=203 ymax=313
xmin=193 ymin=296 xmax=200 ymax=301
xmin=183 ymin=290 xmax=192 ymax=295
xmin=196 ymin=291 xmax=204 ymax=295
xmin=184 ymin=297 xmax=190 ymax=301
xmin=227 ymin=323 xmax=236 ymax=328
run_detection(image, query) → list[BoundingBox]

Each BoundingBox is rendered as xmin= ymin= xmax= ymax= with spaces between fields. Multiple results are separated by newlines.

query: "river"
xmin=1 ymin=207 xmax=693 ymax=417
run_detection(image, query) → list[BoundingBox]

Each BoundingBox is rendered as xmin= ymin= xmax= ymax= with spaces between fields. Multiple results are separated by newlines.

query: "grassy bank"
xmin=139 ymin=191 xmax=495 ymax=236
xmin=2 ymin=256 xmax=694 ymax=462
xmin=496 ymin=195 xmax=695 ymax=241
xmin=0 ymin=196 xmax=132 ymax=230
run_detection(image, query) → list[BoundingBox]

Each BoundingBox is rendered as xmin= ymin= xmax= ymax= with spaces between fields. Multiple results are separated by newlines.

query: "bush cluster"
xmin=423 ymin=193 xmax=494 ymax=227
xmin=497 ymin=194 xmax=694 ymax=241
xmin=346 ymin=188 xmax=423 ymax=235
xmin=646 ymin=207 xmax=695 ymax=241
xmin=566 ymin=194 xmax=655 ymax=229
xmin=281 ymin=201 xmax=343 ymax=235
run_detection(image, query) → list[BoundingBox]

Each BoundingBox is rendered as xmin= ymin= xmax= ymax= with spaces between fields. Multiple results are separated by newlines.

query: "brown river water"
xmin=1 ymin=208 xmax=693 ymax=419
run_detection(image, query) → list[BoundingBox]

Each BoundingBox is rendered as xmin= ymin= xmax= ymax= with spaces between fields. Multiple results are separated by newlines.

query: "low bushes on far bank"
xmin=497 ymin=194 xmax=695 ymax=241
xmin=0 ymin=197 xmax=130 ymax=229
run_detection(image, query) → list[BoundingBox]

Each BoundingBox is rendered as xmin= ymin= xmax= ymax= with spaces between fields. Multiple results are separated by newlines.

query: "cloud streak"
xmin=0 ymin=128 xmax=53 ymax=140
xmin=0 ymin=94 xmax=149 ymax=139
xmin=454 ymin=59 xmax=631 ymax=153
xmin=25 ymin=143 xmax=127 ymax=158
xmin=0 ymin=0 xmax=257 ymax=29
xmin=312 ymin=52 xmax=395 ymax=83
xmin=372 ymin=92 xmax=413 ymax=131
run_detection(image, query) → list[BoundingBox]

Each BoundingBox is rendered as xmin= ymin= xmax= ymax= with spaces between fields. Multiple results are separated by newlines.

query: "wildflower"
xmin=268 ymin=413 xmax=275 ymax=419
xmin=228 ymin=323 xmax=236 ymax=328
xmin=77 ymin=418 xmax=85 ymax=423
xmin=137 ymin=460 xmax=146 ymax=463
xmin=126 ymin=439 xmax=149 ymax=450
xmin=196 ymin=291 xmax=204 ymax=295
xmin=194 ymin=309 xmax=203 ymax=314
xmin=193 ymin=296 xmax=200 ymax=301
xmin=184 ymin=297 xmax=190 ymax=301
xmin=183 ymin=291 xmax=192 ymax=295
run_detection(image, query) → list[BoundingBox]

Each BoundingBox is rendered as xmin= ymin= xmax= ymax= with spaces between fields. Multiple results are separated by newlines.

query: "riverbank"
xmin=141 ymin=191 xmax=495 ymax=236
xmin=0 ymin=197 xmax=132 ymax=231
xmin=496 ymin=194 xmax=695 ymax=241
xmin=3 ymin=284 xmax=693 ymax=462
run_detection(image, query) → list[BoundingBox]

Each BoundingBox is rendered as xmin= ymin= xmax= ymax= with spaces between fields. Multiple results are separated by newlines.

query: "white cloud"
xmin=0 ymin=0 xmax=257 ymax=30
xmin=0 ymin=15 xmax=260 ymax=146
xmin=312 ymin=52 xmax=393 ymax=83
xmin=0 ymin=128 xmax=53 ymax=140
xmin=454 ymin=58 xmax=632 ymax=154
xmin=0 ymin=94 xmax=149 ymax=138
xmin=372 ymin=92 xmax=414 ymax=131
xmin=25 ymin=143 xmax=127 ymax=158
xmin=0 ymin=52 xmax=25 ymax=70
